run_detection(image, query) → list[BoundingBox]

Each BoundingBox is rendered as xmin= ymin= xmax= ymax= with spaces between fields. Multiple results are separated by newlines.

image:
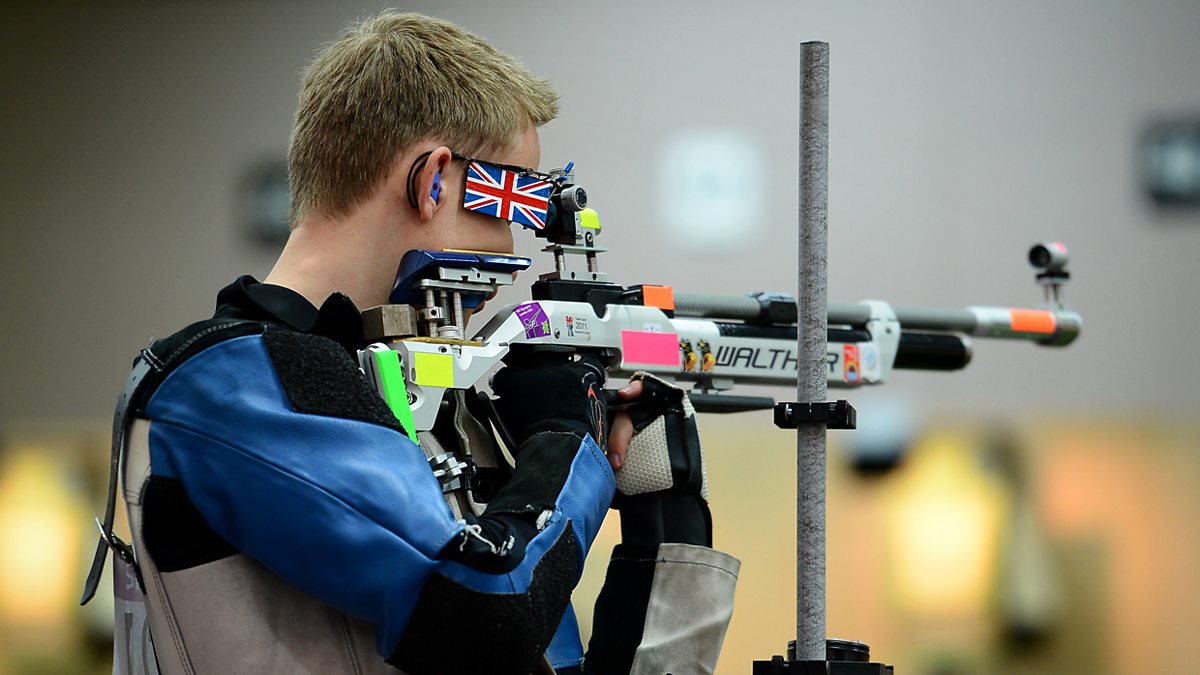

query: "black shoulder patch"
xmin=261 ymin=328 xmax=409 ymax=437
xmin=484 ymin=430 xmax=579 ymax=517
xmin=388 ymin=524 xmax=579 ymax=675
xmin=143 ymin=476 xmax=238 ymax=572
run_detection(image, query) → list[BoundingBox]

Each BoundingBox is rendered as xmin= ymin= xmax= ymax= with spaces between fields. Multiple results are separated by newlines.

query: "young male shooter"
xmin=85 ymin=12 xmax=738 ymax=675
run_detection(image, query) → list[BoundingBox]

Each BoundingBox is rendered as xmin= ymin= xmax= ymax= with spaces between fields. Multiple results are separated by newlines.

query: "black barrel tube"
xmin=674 ymin=292 xmax=763 ymax=321
xmin=675 ymin=292 xmax=874 ymax=326
xmin=893 ymin=332 xmax=972 ymax=371
xmin=675 ymin=292 xmax=983 ymax=333
xmin=689 ymin=393 xmax=777 ymax=413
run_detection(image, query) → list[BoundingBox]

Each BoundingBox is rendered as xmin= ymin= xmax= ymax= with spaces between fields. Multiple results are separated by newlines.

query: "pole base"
xmin=752 ymin=639 xmax=893 ymax=674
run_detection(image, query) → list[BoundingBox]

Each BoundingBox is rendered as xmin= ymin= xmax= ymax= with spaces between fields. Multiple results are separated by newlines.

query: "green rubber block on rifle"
xmin=373 ymin=349 xmax=419 ymax=444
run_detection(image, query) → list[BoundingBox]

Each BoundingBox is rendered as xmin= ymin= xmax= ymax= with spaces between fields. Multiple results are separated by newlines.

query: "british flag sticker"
xmin=463 ymin=161 xmax=553 ymax=230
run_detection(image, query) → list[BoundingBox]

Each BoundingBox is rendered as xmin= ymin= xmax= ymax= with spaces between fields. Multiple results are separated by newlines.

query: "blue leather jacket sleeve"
xmin=142 ymin=334 xmax=615 ymax=658
xmin=546 ymin=603 xmax=586 ymax=670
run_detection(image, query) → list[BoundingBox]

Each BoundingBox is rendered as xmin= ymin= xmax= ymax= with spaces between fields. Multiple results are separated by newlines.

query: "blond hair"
xmin=287 ymin=11 xmax=559 ymax=225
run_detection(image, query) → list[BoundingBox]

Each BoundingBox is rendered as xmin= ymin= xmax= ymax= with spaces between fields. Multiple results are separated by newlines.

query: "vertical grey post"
xmin=796 ymin=40 xmax=829 ymax=662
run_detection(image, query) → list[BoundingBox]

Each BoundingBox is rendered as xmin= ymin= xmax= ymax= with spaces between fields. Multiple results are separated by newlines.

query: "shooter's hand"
xmin=605 ymin=379 xmax=643 ymax=473
xmin=609 ymin=372 xmax=711 ymax=547
xmin=485 ymin=353 xmax=612 ymax=521
xmin=491 ymin=352 xmax=609 ymax=450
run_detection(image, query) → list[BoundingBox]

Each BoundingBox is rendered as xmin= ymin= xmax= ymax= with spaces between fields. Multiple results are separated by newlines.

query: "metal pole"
xmin=796 ymin=40 xmax=829 ymax=662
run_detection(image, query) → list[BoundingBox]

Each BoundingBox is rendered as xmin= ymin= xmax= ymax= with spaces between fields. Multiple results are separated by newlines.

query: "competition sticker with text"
xmin=514 ymin=302 xmax=551 ymax=339
xmin=564 ymin=315 xmax=590 ymax=338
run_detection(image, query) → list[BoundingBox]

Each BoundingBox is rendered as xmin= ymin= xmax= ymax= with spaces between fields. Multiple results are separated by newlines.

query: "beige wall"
xmin=2 ymin=4 xmax=1200 ymax=673
xmin=3 ymin=1 xmax=1199 ymax=422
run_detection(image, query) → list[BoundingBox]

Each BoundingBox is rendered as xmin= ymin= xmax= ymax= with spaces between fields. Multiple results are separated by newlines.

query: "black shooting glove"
xmin=490 ymin=351 xmax=609 ymax=448
xmin=484 ymin=351 xmax=611 ymax=520
xmin=613 ymin=372 xmax=712 ymax=547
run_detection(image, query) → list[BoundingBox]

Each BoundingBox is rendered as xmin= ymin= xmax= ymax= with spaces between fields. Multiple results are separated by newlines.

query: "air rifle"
xmin=358 ymin=167 xmax=1082 ymax=437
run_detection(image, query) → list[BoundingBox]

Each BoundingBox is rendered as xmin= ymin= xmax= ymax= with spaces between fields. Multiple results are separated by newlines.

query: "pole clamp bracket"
xmin=773 ymin=400 xmax=857 ymax=430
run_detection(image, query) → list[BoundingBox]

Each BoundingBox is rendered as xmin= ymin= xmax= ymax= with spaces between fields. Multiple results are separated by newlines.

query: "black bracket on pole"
xmin=774 ymin=400 xmax=857 ymax=430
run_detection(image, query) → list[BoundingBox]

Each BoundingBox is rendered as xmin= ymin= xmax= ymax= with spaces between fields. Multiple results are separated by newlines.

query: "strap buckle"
xmin=94 ymin=517 xmax=145 ymax=591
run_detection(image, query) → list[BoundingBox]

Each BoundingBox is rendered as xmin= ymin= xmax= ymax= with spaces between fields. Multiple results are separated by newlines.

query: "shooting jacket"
xmin=111 ymin=276 xmax=739 ymax=675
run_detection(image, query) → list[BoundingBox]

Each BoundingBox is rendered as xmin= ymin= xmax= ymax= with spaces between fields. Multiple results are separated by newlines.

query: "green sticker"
xmin=373 ymin=350 xmax=419 ymax=443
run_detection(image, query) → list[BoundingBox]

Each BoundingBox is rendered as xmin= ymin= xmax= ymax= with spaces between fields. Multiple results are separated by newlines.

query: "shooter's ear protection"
xmin=406 ymin=149 xmax=454 ymax=211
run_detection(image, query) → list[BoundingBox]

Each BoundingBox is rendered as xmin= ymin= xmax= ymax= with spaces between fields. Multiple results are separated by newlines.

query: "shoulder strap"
xmin=80 ymin=354 xmax=153 ymax=605
xmin=80 ymin=318 xmax=261 ymax=606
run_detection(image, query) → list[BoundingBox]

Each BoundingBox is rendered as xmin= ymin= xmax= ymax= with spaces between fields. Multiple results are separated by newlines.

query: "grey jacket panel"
xmin=157 ymin=554 xmax=394 ymax=675
xmin=126 ymin=420 xmax=192 ymax=675
xmin=629 ymin=544 xmax=740 ymax=675
xmin=124 ymin=420 xmax=406 ymax=675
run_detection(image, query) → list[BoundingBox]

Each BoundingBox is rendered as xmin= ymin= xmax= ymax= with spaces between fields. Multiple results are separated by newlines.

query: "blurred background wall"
xmin=1 ymin=1 xmax=1197 ymax=673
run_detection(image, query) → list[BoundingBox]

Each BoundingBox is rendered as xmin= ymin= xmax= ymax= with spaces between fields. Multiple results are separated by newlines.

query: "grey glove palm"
xmin=615 ymin=373 xmax=707 ymax=500
xmin=613 ymin=372 xmax=711 ymax=547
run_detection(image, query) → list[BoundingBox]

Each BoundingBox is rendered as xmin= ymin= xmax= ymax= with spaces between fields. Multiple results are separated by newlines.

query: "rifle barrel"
xmin=673 ymin=292 xmax=1080 ymax=346
xmin=672 ymin=292 xmax=768 ymax=322
xmin=674 ymin=292 xmax=974 ymax=328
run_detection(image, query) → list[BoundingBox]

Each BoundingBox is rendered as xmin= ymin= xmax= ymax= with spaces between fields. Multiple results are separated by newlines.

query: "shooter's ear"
xmin=416 ymin=146 xmax=454 ymax=223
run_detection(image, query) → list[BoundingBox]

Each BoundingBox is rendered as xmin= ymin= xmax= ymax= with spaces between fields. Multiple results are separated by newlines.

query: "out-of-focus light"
xmin=845 ymin=396 xmax=918 ymax=474
xmin=658 ymin=130 xmax=764 ymax=253
xmin=240 ymin=161 xmax=291 ymax=246
xmin=0 ymin=451 xmax=84 ymax=625
xmin=883 ymin=433 xmax=1005 ymax=616
xmin=1141 ymin=119 xmax=1200 ymax=208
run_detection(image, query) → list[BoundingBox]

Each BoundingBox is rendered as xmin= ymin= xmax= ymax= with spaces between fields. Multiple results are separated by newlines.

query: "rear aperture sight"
xmin=1028 ymin=241 xmax=1068 ymax=273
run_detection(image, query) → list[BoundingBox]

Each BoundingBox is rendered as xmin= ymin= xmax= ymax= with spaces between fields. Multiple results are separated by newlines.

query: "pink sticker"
xmin=621 ymin=330 xmax=681 ymax=366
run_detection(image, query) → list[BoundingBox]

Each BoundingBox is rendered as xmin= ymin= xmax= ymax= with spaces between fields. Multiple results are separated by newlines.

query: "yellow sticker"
xmin=412 ymin=352 xmax=454 ymax=388
xmin=580 ymin=208 xmax=601 ymax=231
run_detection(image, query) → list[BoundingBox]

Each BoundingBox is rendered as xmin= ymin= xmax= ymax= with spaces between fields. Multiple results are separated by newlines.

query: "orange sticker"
xmin=843 ymin=344 xmax=860 ymax=384
xmin=1010 ymin=309 xmax=1056 ymax=334
xmin=642 ymin=285 xmax=675 ymax=311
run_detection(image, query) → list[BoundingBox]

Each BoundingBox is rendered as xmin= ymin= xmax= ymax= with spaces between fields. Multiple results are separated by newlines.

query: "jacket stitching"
xmin=521 ymin=431 xmax=616 ymax=490
xmin=338 ymin=614 xmax=364 ymax=675
xmin=160 ymin=321 xmax=260 ymax=367
xmin=652 ymin=558 xmax=739 ymax=580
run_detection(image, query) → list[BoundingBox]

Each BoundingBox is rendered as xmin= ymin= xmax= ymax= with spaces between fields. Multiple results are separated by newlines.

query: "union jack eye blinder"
xmin=406 ymin=150 xmax=560 ymax=231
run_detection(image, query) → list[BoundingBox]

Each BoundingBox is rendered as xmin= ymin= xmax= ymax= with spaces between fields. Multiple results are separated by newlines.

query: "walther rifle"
xmin=358 ymin=167 xmax=1081 ymax=441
